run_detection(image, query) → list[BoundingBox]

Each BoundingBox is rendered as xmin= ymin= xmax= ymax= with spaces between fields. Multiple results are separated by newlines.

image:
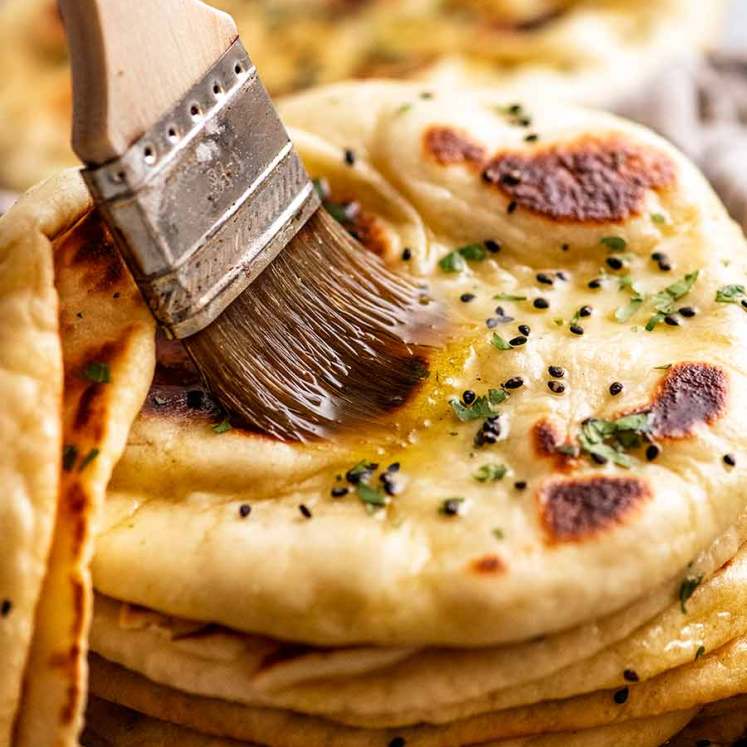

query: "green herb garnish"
xmin=355 ymin=483 xmax=388 ymax=509
xmin=576 ymin=413 xmax=653 ymax=468
xmin=83 ymin=361 xmax=110 ymax=384
xmin=490 ymin=333 xmax=513 ymax=351
xmin=78 ymin=447 xmax=100 ymax=472
xmin=651 ymin=213 xmax=667 ymax=225
xmin=449 ymin=388 xmax=507 ymax=422
xmin=439 ymin=243 xmax=488 ymax=273
xmin=492 ymin=528 xmax=505 ymax=540
xmin=211 ymin=420 xmax=232 ymax=434
xmin=346 ymin=459 xmax=378 ymax=482
xmin=494 ymin=293 xmax=527 ymax=302
xmin=654 ymin=363 xmax=672 ymax=370
xmin=600 ymin=236 xmax=627 ymax=252
xmin=473 ymin=464 xmax=507 ymax=482
xmin=645 ymin=271 xmax=700 ymax=330
xmin=679 ymin=574 xmax=703 ymax=613
xmin=715 ymin=284 xmax=746 ymax=305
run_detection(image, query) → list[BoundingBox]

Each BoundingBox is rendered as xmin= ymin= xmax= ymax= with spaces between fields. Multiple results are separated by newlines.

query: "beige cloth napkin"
xmin=618 ymin=53 xmax=747 ymax=233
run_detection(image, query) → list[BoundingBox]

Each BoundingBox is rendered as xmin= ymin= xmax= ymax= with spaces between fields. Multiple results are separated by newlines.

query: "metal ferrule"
xmin=83 ymin=38 xmax=320 ymax=338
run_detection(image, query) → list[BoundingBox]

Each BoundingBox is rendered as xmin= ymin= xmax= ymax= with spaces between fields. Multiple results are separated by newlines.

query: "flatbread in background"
xmin=81 ymin=696 xmax=697 ymax=747
xmin=667 ymin=694 xmax=747 ymax=746
xmin=0 ymin=0 xmax=725 ymax=190
xmin=4 ymin=170 xmax=156 ymax=746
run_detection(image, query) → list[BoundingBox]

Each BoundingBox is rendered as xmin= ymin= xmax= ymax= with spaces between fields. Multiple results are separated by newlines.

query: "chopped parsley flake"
xmin=715 ymin=284 xmax=746 ymax=306
xmin=473 ymin=464 xmax=507 ymax=482
xmin=600 ymin=236 xmax=627 ymax=252
xmin=576 ymin=413 xmax=652 ymax=468
xmin=492 ymin=528 xmax=505 ymax=540
xmin=494 ymin=293 xmax=527 ymax=302
xmin=490 ymin=333 xmax=513 ymax=351
xmin=651 ymin=213 xmax=667 ymax=225
xmin=449 ymin=388 xmax=507 ymax=422
xmin=646 ymin=271 xmax=699 ymax=330
xmin=679 ymin=574 xmax=703 ymax=613
xmin=211 ymin=419 xmax=232 ymax=434
xmin=439 ymin=243 xmax=488 ymax=273
xmin=83 ymin=361 xmax=110 ymax=384
xmin=355 ymin=482 xmax=388 ymax=509
xmin=78 ymin=447 xmax=100 ymax=472
xmin=346 ymin=459 xmax=378 ymax=483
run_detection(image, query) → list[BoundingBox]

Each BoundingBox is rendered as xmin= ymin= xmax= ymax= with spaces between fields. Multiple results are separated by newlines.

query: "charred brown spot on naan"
xmin=540 ymin=476 xmax=651 ymax=543
xmin=424 ymin=126 xmax=487 ymax=166
xmin=532 ymin=419 xmax=576 ymax=470
xmin=647 ymin=362 xmax=728 ymax=440
xmin=481 ymin=136 xmax=675 ymax=222
xmin=65 ymin=215 xmax=127 ymax=293
xmin=345 ymin=208 xmax=390 ymax=257
xmin=470 ymin=554 xmax=506 ymax=574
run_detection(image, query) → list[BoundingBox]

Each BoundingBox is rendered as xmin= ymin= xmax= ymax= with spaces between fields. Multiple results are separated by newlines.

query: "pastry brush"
xmin=58 ymin=0 xmax=440 ymax=440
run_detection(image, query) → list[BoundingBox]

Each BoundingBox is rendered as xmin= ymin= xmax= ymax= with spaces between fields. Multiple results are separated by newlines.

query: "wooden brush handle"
xmin=58 ymin=0 xmax=238 ymax=165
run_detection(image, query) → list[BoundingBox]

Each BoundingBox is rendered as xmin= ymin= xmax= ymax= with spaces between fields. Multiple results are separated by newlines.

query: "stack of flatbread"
xmin=3 ymin=80 xmax=746 ymax=745
xmin=0 ymin=0 xmax=726 ymax=191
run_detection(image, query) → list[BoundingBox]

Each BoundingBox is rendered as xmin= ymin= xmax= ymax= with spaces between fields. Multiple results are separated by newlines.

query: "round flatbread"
xmin=0 ymin=0 xmax=725 ymax=190
xmin=87 ymin=82 xmax=747 ymax=647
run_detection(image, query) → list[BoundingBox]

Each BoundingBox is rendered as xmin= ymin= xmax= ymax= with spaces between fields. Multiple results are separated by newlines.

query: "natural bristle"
xmin=183 ymin=209 xmax=443 ymax=440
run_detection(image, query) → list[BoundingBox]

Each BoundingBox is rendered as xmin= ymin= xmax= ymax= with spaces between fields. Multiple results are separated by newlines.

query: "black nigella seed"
xmin=724 ymin=453 xmax=737 ymax=467
xmin=548 ymin=365 xmax=565 ymax=378
xmin=606 ymin=257 xmax=624 ymax=271
xmin=646 ymin=444 xmax=661 ymax=461
xmin=331 ymin=487 xmax=348 ymax=498
xmin=569 ymin=324 xmax=584 ymax=336
xmin=623 ymin=669 xmax=639 ymax=683
xmin=186 ymin=389 xmax=204 ymax=409
xmin=742 ymin=299 xmax=747 ymax=310
xmin=678 ymin=306 xmax=696 ymax=317
xmin=380 ymin=473 xmax=398 ymax=496
xmin=504 ymin=376 xmax=524 ymax=389
xmin=343 ymin=148 xmax=355 ymax=166
xmin=588 ymin=278 xmax=602 ymax=289
xmin=609 ymin=382 xmax=624 ymax=396
xmin=578 ymin=305 xmax=593 ymax=317
xmin=486 ymin=318 xmax=499 ymax=329
xmin=460 ymin=293 xmax=476 ymax=303
xmin=387 ymin=462 xmax=400 ymax=473
xmin=664 ymin=315 xmax=680 ymax=326
xmin=514 ymin=481 xmax=527 ymax=490
xmin=524 ymin=133 xmax=539 ymax=142
xmin=533 ymin=298 xmax=549 ymax=310
xmin=500 ymin=172 xmax=521 ymax=187
xmin=613 ymin=687 xmax=629 ymax=705
xmin=547 ymin=381 xmax=565 ymax=394
xmin=485 ymin=239 xmax=501 ymax=253
xmin=651 ymin=251 xmax=666 ymax=262
xmin=556 ymin=270 xmax=569 ymax=281
xmin=389 ymin=738 xmax=407 ymax=747
xmin=507 ymin=200 xmax=518 ymax=214
xmin=695 ymin=740 xmax=711 ymax=747
xmin=591 ymin=452 xmax=608 ymax=465
xmin=401 ymin=247 xmax=412 ymax=261
xmin=518 ymin=324 xmax=531 ymax=336
xmin=1 ymin=600 xmax=12 ymax=617
xmin=658 ymin=261 xmax=672 ymax=272
xmin=509 ymin=336 xmax=528 ymax=347
xmin=536 ymin=272 xmax=554 ymax=285
xmin=561 ymin=243 xmax=570 ymax=252
xmin=238 ymin=503 xmax=252 ymax=518
xmin=462 ymin=390 xmax=476 ymax=405
xmin=442 ymin=499 xmax=462 ymax=516
xmin=299 ymin=504 xmax=313 ymax=519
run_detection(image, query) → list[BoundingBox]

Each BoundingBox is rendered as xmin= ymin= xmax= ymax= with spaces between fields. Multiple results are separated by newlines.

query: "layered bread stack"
xmin=3 ymin=81 xmax=746 ymax=745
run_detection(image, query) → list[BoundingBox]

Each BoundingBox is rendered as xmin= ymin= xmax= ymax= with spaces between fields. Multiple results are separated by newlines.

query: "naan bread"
xmin=0 ymin=170 xmax=156 ymax=746
xmin=88 ymin=82 xmax=747 ymax=648
xmin=86 ymin=526 xmax=747 ymax=727
xmin=0 ymin=170 xmax=66 ymax=745
xmin=0 ymin=0 xmax=725 ymax=190
xmin=81 ymin=696 xmax=698 ymax=747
